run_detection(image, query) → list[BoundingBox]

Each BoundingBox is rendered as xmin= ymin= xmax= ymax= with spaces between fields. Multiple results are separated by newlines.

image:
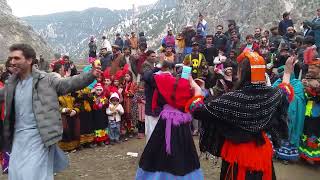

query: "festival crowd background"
xmin=0 ymin=8 xmax=320 ymax=177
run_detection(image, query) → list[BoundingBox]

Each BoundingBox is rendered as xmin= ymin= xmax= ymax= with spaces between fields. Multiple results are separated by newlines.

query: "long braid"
xmin=171 ymin=76 xmax=180 ymax=104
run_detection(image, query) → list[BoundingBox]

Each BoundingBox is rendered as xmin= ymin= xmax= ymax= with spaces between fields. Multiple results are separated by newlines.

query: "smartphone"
xmin=181 ymin=66 xmax=192 ymax=79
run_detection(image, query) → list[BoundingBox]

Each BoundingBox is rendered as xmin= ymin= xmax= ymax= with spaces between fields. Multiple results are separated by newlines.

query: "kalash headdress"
xmin=114 ymin=64 xmax=130 ymax=81
xmin=304 ymin=45 xmax=320 ymax=66
xmin=237 ymin=51 xmax=266 ymax=84
xmin=103 ymin=67 xmax=111 ymax=80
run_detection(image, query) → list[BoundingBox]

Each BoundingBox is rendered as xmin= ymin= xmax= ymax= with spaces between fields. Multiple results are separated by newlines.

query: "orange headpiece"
xmin=237 ymin=51 xmax=266 ymax=84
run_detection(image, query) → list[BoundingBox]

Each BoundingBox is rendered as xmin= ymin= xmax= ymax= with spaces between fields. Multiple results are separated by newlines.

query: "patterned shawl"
xmin=196 ymin=84 xmax=289 ymax=156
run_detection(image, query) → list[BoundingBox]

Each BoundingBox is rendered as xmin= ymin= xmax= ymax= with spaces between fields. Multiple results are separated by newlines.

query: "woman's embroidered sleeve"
xmin=185 ymin=96 xmax=205 ymax=113
xmin=277 ymin=82 xmax=294 ymax=103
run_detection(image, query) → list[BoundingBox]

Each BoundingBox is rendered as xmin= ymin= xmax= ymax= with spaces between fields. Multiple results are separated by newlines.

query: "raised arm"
xmin=51 ymin=72 xmax=96 ymax=95
xmin=51 ymin=63 xmax=102 ymax=95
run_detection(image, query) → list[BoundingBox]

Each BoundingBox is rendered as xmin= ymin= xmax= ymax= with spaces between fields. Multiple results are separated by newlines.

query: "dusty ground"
xmin=1 ymin=137 xmax=320 ymax=180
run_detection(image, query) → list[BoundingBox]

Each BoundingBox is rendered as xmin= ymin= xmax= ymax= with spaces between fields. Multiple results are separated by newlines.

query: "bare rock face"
xmin=0 ymin=0 xmax=11 ymax=15
xmin=0 ymin=0 xmax=53 ymax=60
xmin=175 ymin=0 xmax=320 ymax=35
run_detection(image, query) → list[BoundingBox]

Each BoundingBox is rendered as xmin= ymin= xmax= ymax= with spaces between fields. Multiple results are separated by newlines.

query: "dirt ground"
xmin=1 ymin=137 xmax=320 ymax=180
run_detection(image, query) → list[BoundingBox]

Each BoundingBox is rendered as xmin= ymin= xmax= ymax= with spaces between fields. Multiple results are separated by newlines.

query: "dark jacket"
xmin=100 ymin=52 xmax=113 ymax=71
xmin=213 ymin=33 xmax=228 ymax=52
xmin=204 ymin=46 xmax=219 ymax=66
xmin=119 ymin=55 xmax=138 ymax=76
xmin=139 ymin=34 xmax=147 ymax=46
xmin=183 ymin=29 xmax=196 ymax=47
xmin=269 ymin=35 xmax=282 ymax=47
xmin=114 ymin=37 xmax=124 ymax=50
xmin=142 ymin=66 xmax=159 ymax=116
xmin=278 ymin=19 xmax=294 ymax=36
xmin=124 ymin=39 xmax=131 ymax=48
xmin=192 ymin=35 xmax=206 ymax=52
xmin=0 ymin=67 xmax=95 ymax=151
xmin=279 ymin=34 xmax=296 ymax=50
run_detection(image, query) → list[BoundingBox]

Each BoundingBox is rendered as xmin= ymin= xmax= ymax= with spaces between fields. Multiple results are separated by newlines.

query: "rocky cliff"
xmin=0 ymin=0 xmax=53 ymax=61
xmin=20 ymin=0 xmax=320 ymax=59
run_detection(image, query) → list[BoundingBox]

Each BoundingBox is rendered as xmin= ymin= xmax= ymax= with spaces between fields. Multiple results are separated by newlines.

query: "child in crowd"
xmin=92 ymin=83 xmax=109 ymax=146
xmin=106 ymin=93 xmax=124 ymax=144
xmin=134 ymin=83 xmax=146 ymax=139
xmin=123 ymin=69 xmax=137 ymax=138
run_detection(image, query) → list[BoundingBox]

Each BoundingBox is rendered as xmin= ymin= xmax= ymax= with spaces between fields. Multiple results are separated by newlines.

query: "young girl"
xmin=213 ymin=49 xmax=227 ymax=76
xmin=133 ymin=82 xmax=146 ymax=139
xmin=113 ymin=69 xmax=126 ymax=138
xmin=103 ymin=67 xmax=115 ymax=98
xmin=123 ymin=70 xmax=137 ymax=138
xmin=75 ymin=87 xmax=95 ymax=148
xmin=92 ymin=83 xmax=109 ymax=146
xmin=106 ymin=93 xmax=124 ymax=144
xmin=58 ymin=93 xmax=81 ymax=152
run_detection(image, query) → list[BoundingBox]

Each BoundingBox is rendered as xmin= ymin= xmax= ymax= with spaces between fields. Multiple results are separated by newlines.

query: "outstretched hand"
xmin=282 ymin=55 xmax=297 ymax=84
xmin=284 ymin=55 xmax=297 ymax=75
xmin=189 ymin=76 xmax=202 ymax=96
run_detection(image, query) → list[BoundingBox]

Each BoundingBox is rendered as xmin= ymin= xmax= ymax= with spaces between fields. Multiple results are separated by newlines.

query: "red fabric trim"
xmin=153 ymin=73 xmax=193 ymax=110
xmin=221 ymin=132 xmax=272 ymax=180
xmin=300 ymin=154 xmax=320 ymax=162
xmin=152 ymin=89 xmax=159 ymax=113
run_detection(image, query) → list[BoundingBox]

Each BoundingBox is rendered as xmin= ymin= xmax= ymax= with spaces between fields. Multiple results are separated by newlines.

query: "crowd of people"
xmin=0 ymin=8 xmax=319 ymax=180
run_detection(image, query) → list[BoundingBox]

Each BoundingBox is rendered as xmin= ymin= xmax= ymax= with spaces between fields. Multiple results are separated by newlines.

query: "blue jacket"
xmin=278 ymin=19 xmax=294 ymax=36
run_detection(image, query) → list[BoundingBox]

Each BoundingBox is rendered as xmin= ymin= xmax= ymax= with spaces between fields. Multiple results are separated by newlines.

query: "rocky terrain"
xmin=0 ymin=0 xmax=53 ymax=61
xmin=20 ymin=0 xmax=320 ymax=60
xmin=22 ymin=8 xmax=134 ymax=59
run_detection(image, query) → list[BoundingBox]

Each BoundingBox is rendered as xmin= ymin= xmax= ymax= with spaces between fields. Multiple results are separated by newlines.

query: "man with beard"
xmin=279 ymin=26 xmax=297 ymax=50
xmin=204 ymin=35 xmax=218 ymax=67
xmin=62 ymin=55 xmax=77 ymax=76
xmin=141 ymin=50 xmax=159 ymax=143
xmin=136 ymin=43 xmax=148 ymax=82
xmin=213 ymin=25 xmax=228 ymax=53
xmin=114 ymin=33 xmax=124 ymax=51
xmin=278 ymin=12 xmax=294 ymax=36
xmin=100 ymin=47 xmax=112 ymax=71
xmin=120 ymin=47 xmax=137 ymax=81
xmin=224 ymin=20 xmax=240 ymax=40
xmin=226 ymin=31 xmax=242 ymax=56
xmin=303 ymin=8 xmax=320 ymax=50
xmin=183 ymin=24 xmax=197 ymax=55
xmin=0 ymin=44 xmax=101 ymax=180
xmin=110 ymin=45 xmax=124 ymax=75
xmin=240 ymin=34 xmax=260 ymax=53
xmin=254 ymin=27 xmax=263 ymax=43
xmin=225 ymin=50 xmax=238 ymax=76
xmin=269 ymin=26 xmax=282 ymax=47
xmin=183 ymin=42 xmax=206 ymax=78
xmin=192 ymin=29 xmax=206 ymax=53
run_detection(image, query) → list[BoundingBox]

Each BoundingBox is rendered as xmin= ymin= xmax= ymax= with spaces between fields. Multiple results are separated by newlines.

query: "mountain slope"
xmin=22 ymin=8 xmax=133 ymax=59
xmin=20 ymin=0 xmax=319 ymax=60
xmin=0 ymin=0 xmax=53 ymax=60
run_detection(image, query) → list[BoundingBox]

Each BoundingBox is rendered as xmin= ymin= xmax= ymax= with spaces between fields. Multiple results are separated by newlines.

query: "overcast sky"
xmin=7 ymin=0 xmax=158 ymax=17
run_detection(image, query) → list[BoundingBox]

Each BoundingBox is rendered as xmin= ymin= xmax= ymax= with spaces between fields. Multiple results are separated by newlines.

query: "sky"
xmin=7 ymin=0 xmax=158 ymax=17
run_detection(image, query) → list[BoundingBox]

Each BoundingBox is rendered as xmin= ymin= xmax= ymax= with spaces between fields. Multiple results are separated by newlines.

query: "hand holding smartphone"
xmin=181 ymin=66 xmax=192 ymax=79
